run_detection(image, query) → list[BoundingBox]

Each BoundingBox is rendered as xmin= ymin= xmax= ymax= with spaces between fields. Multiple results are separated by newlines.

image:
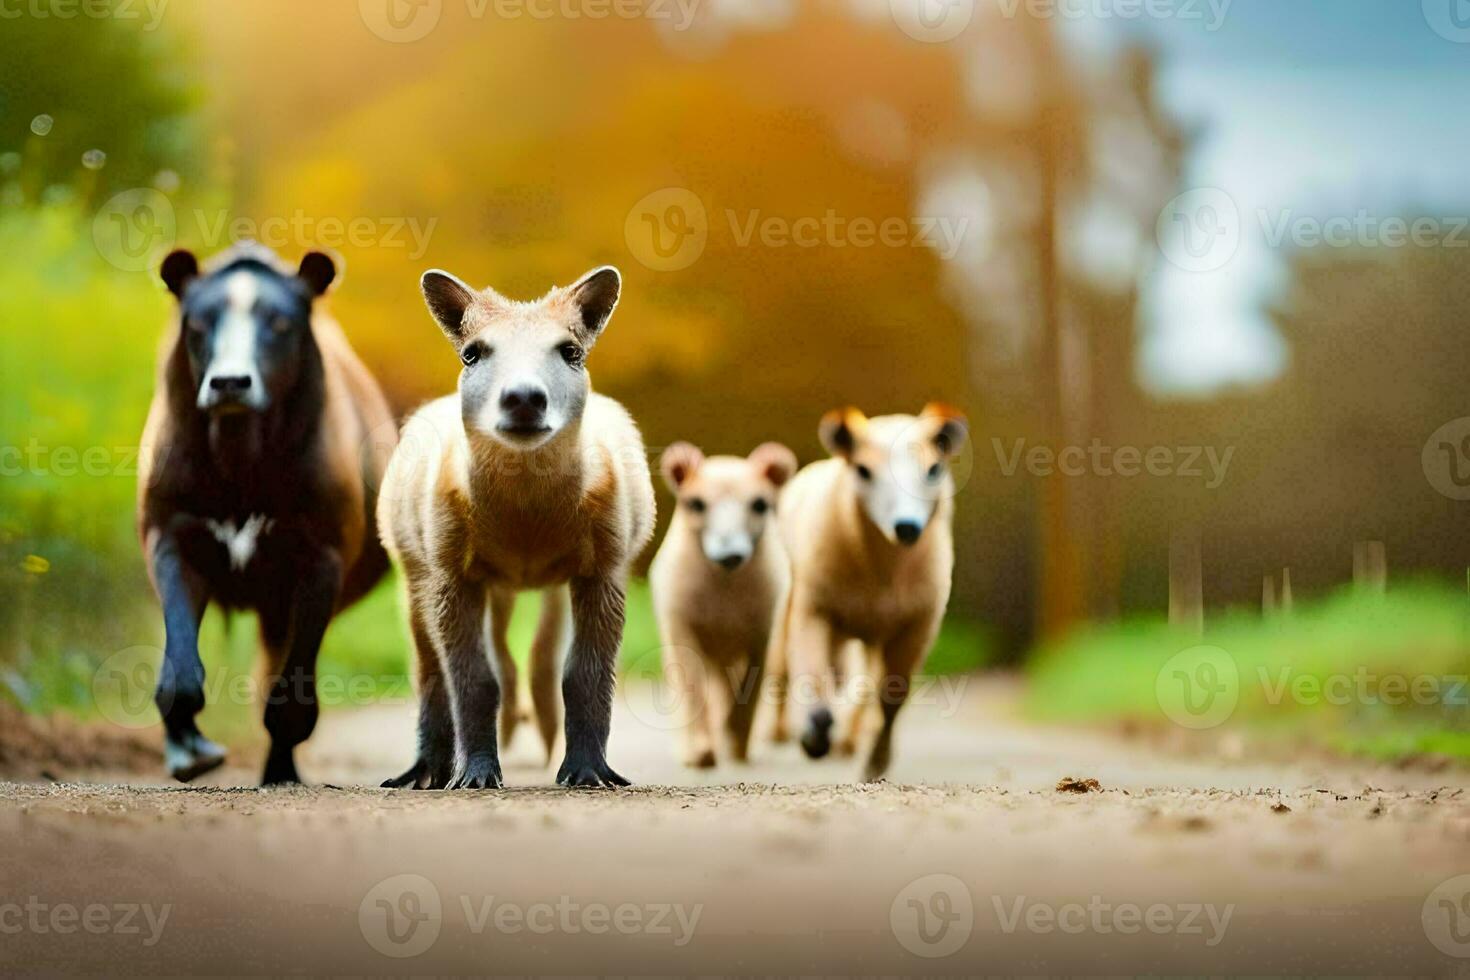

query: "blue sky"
xmin=1076 ymin=1 xmax=1470 ymax=394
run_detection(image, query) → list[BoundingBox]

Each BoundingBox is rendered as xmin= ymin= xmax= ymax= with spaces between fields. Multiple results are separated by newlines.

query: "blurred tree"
xmin=0 ymin=3 xmax=205 ymax=205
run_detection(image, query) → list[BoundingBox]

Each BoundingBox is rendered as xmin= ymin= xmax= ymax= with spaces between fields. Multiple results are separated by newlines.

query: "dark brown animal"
xmin=136 ymin=242 xmax=395 ymax=784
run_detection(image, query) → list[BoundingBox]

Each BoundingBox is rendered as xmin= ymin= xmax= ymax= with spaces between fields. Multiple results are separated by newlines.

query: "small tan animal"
xmin=767 ymin=403 xmax=967 ymax=781
xmin=378 ymin=265 xmax=655 ymax=789
xmin=648 ymin=442 xmax=798 ymax=768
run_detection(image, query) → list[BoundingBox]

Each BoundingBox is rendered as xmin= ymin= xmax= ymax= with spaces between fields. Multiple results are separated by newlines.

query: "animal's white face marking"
xmin=197 ymin=272 xmax=266 ymax=411
xmin=842 ymin=416 xmax=953 ymax=546
xmin=668 ymin=456 xmax=779 ymax=571
xmin=206 ymin=514 xmax=273 ymax=571
xmin=425 ymin=267 xmax=619 ymax=452
xmin=466 ymin=315 xmax=577 ymax=449
xmin=700 ymin=497 xmax=756 ymax=567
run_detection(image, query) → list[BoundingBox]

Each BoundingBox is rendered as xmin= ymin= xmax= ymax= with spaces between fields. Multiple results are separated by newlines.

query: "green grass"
xmin=1027 ymin=581 xmax=1470 ymax=762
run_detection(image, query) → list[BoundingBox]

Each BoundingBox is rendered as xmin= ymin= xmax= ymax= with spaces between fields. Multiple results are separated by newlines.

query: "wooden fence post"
xmin=1354 ymin=541 xmax=1386 ymax=594
xmin=1169 ymin=527 xmax=1203 ymax=635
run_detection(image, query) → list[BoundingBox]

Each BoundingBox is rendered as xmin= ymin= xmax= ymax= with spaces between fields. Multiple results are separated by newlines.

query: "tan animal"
xmin=767 ymin=404 xmax=967 ymax=781
xmin=378 ymin=265 xmax=655 ymax=790
xmin=648 ymin=442 xmax=798 ymax=768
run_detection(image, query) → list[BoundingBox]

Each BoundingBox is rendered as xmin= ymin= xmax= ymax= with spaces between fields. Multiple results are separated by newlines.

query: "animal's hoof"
xmin=164 ymin=731 xmax=226 ymax=783
xmin=261 ymin=752 xmax=302 ymax=786
xmin=800 ymin=707 xmax=834 ymax=760
xmin=447 ymin=755 xmax=503 ymax=790
xmin=683 ymin=749 xmax=717 ymax=769
xmin=382 ymin=759 xmax=452 ymax=790
xmin=557 ymin=755 xmax=630 ymax=789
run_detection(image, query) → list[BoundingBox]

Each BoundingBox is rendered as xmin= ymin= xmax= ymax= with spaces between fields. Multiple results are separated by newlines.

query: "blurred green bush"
xmin=0 ymin=204 xmax=165 ymax=708
xmin=1027 ymin=582 xmax=1470 ymax=761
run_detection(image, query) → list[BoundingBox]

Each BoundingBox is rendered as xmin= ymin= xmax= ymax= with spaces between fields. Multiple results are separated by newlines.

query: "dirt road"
xmin=4 ymin=677 xmax=1470 ymax=974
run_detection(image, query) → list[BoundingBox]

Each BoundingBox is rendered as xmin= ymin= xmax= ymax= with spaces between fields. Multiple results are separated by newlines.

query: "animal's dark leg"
xmin=865 ymin=676 xmax=909 ymax=783
xmin=383 ymin=596 xmax=455 ymax=789
xmin=261 ymin=548 xmax=342 ymax=785
xmin=433 ymin=574 xmax=501 ymax=790
xmin=864 ymin=621 xmax=932 ymax=782
xmin=148 ymin=526 xmax=225 ymax=782
xmin=557 ymin=574 xmax=629 ymax=788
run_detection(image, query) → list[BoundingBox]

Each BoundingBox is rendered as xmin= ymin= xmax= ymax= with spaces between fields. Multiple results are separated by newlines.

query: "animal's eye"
xmin=461 ymin=343 xmax=484 ymax=367
xmin=927 ymin=462 xmax=943 ymax=481
xmin=751 ymin=498 xmax=770 ymax=515
xmin=271 ymin=315 xmax=294 ymax=334
xmin=687 ymin=497 xmax=706 ymax=513
xmin=558 ymin=342 xmax=585 ymax=368
xmin=185 ymin=316 xmax=207 ymax=334
xmin=855 ymin=464 xmax=872 ymax=481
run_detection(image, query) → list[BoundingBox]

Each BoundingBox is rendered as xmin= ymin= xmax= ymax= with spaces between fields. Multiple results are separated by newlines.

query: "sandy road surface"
xmin=4 ymin=678 xmax=1470 ymax=974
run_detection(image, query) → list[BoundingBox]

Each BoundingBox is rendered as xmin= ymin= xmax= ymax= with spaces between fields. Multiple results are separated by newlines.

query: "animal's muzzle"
xmin=199 ymin=373 xmax=263 ymax=412
xmin=498 ymin=385 xmax=551 ymax=434
xmin=894 ymin=520 xmax=923 ymax=546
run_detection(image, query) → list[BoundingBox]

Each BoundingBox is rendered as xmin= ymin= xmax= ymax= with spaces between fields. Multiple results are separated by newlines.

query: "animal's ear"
xmin=160 ymin=249 xmax=199 ymax=299
xmin=748 ymin=442 xmax=798 ymax=489
xmin=298 ymin=251 xmax=339 ymax=297
xmin=922 ymin=402 xmax=969 ymax=456
xmin=421 ymin=269 xmax=477 ymax=342
xmin=659 ymin=442 xmax=704 ymax=493
xmin=569 ymin=266 xmax=621 ymax=345
xmin=818 ymin=407 xmax=868 ymax=460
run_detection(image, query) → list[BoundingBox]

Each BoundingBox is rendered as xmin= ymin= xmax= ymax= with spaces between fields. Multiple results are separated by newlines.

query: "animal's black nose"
xmin=801 ymin=707 xmax=833 ymax=759
xmin=717 ymin=554 xmax=745 ymax=571
xmin=209 ymin=375 xmax=252 ymax=394
xmin=500 ymin=386 xmax=548 ymax=415
xmin=894 ymin=520 xmax=922 ymax=545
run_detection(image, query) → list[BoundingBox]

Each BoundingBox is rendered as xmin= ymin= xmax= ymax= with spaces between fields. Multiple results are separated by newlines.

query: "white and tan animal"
xmin=768 ymin=403 xmax=967 ymax=781
xmin=378 ymin=265 xmax=655 ymax=790
xmin=649 ymin=441 xmax=798 ymax=768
